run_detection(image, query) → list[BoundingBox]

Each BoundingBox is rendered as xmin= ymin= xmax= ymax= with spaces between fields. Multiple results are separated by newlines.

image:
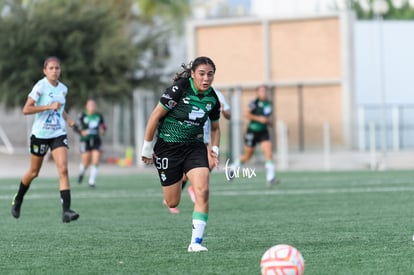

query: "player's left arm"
xmin=215 ymin=90 xmax=231 ymax=120
xmin=221 ymin=105 xmax=231 ymax=120
xmin=99 ymin=114 xmax=107 ymax=136
xmin=209 ymin=120 xmax=220 ymax=168
xmin=265 ymin=103 xmax=274 ymax=127
xmin=63 ymin=111 xmax=75 ymax=128
xmin=208 ymin=96 xmax=221 ymax=167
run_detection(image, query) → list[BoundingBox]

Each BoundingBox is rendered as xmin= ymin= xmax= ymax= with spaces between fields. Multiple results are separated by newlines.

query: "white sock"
xmin=79 ymin=163 xmax=86 ymax=175
xmin=89 ymin=165 xmax=98 ymax=184
xmin=191 ymin=219 xmax=207 ymax=244
xmin=265 ymin=161 xmax=275 ymax=182
xmin=231 ymin=159 xmax=241 ymax=169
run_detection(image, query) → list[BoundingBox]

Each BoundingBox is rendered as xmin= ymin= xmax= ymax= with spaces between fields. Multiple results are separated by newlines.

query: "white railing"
xmin=0 ymin=125 xmax=14 ymax=154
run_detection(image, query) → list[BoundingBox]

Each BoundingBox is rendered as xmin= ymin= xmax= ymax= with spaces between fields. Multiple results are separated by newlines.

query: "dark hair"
xmin=43 ymin=56 xmax=60 ymax=68
xmin=173 ymin=56 xmax=216 ymax=82
xmin=256 ymin=84 xmax=268 ymax=91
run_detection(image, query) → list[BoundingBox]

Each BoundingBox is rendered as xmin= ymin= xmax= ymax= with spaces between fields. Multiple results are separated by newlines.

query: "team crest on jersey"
xmin=167 ymin=100 xmax=177 ymax=109
xmin=183 ymin=97 xmax=190 ymax=104
xmin=49 ymin=92 xmax=54 ymax=98
xmin=206 ymin=103 xmax=212 ymax=111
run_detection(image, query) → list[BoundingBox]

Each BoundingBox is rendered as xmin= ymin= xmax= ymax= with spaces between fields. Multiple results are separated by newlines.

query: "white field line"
xmin=1 ymin=185 xmax=414 ymax=200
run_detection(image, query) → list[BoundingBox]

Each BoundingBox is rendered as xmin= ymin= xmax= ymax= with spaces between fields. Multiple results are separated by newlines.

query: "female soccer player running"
xmin=231 ymin=84 xmax=279 ymax=186
xmin=141 ymin=56 xmax=221 ymax=252
xmin=11 ymin=56 xmax=79 ymax=223
xmin=74 ymin=99 xmax=107 ymax=187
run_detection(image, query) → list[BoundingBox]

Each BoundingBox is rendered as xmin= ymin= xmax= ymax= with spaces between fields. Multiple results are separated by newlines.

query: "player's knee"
xmin=165 ymin=198 xmax=180 ymax=208
xmin=195 ymin=185 xmax=209 ymax=202
xmin=56 ymin=165 xmax=68 ymax=176
xmin=29 ymin=170 xmax=40 ymax=179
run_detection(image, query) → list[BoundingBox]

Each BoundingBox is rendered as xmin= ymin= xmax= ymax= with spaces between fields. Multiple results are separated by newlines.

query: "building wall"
xmin=196 ymin=23 xmax=265 ymax=83
xmin=270 ymin=17 xmax=341 ymax=80
xmin=188 ymin=14 xmax=350 ymax=151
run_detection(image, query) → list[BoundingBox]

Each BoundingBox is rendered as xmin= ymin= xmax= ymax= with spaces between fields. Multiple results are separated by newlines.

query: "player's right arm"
xmin=142 ymin=80 xmax=185 ymax=164
xmin=244 ymin=100 xmax=268 ymax=124
xmin=141 ymin=104 xmax=168 ymax=165
xmin=22 ymin=97 xmax=60 ymax=115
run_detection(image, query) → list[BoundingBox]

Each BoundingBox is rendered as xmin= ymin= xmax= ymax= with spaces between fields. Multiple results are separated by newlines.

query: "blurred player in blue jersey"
xmin=141 ymin=56 xmax=221 ymax=252
xmin=11 ymin=56 xmax=79 ymax=223
xmin=74 ymin=99 xmax=107 ymax=187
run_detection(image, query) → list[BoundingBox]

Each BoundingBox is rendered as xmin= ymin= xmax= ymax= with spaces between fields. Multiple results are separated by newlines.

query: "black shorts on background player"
xmin=244 ymin=129 xmax=270 ymax=147
xmin=79 ymin=136 xmax=102 ymax=153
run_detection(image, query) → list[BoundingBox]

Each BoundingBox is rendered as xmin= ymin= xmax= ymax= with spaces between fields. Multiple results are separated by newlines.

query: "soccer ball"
xmin=260 ymin=244 xmax=305 ymax=275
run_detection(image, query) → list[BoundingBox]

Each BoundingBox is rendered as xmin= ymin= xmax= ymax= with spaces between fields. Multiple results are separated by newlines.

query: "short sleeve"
xmin=215 ymin=90 xmax=230 ymax=111
xmin=28 ymin=82 xmax=43 ymax=102
xmin=248 ymin=99 xmax=257 ymax=113
xmin=209 ymin=93 xmax=221 ymax=122
xmin=159 ymin=78 xmax=187 ymax=111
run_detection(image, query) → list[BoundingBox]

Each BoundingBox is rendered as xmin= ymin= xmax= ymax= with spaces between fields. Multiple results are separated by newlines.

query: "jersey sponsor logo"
xmin=183 ymin=120 xmax=201 ymax=126
xmin=183 ymin=97 xmax=190 ymax=104
xmin=46 ymin=111 xmax=59 ymax=123
xmin=161 ymin=93 xmax=172 ymax=100
xmin=172 ymin=85 xmax=179 ymax=93
xmin=44 ymin=111 xmax=62 ymax=131
xmin=188 ymin=109 xmax=205 ymax=120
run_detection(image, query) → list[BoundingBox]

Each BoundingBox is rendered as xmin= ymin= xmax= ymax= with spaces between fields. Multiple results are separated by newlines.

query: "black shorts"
xmin=30 ymin=134 xmax=69 ymax=157
xmin=244 ymin=128 xmax=270 ymax=147
xmin=153 ymin=139 xmax=208 ymax=186
xmin=80 ymin=137 xmax=102 ymax=153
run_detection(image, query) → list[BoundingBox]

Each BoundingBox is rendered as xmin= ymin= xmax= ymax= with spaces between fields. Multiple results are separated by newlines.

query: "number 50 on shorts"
xmin=155 ymin=157 xmax=169 ymax=169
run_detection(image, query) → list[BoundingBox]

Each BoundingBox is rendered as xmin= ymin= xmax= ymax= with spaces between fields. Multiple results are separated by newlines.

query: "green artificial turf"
xmin=1 ymin=169 xmax=414 ymax=274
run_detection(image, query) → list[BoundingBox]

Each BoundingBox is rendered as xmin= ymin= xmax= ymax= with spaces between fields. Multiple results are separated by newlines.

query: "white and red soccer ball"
xmin=260 ymin=244 xmax=305 ymax=275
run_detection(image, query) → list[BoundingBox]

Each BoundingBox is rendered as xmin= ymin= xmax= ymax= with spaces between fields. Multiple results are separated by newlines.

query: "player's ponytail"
xmin=173 ymin=56 xmax=216 ymax=83
xmin=173 ymin=63 xmax=191 ymax=82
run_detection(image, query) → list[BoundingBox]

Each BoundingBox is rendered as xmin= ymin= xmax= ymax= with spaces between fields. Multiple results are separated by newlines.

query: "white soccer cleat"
xmin=188 ymin=243 xmax=208 ymax=252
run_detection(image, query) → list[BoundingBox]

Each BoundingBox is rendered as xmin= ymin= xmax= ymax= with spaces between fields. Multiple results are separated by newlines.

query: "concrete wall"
xmin=187 ymin=13 xmax=353 ymax=151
